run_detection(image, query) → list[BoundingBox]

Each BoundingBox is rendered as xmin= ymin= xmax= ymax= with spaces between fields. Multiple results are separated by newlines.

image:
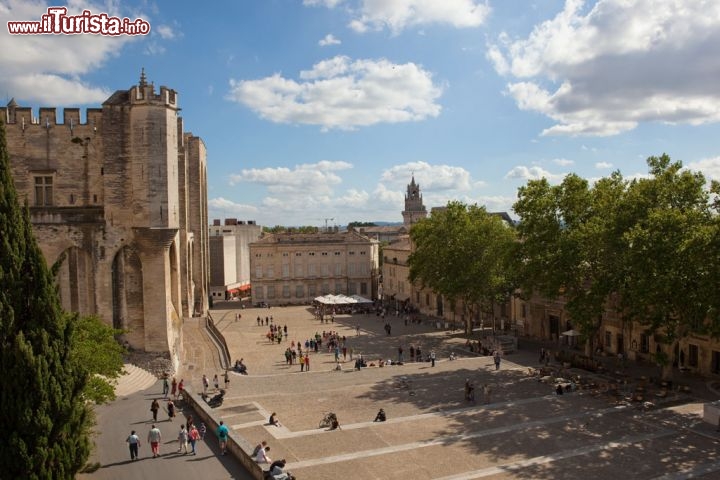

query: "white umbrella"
xmin=562 ymin=329 xmax=582 ymax=337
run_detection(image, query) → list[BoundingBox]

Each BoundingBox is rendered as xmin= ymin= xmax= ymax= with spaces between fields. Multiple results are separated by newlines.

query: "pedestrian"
xmin=126 ymin=430 xmax=141 ymax=461
xmin=217 ymin=420 xmax=229 ymax=455
xmin=167 ymin=398 xmax=176 ymax=421
xmin=188 ymin=425 xmax=200 ymax=455
xmin=304 ymin=354 xmax=310 ymax=371
xmin=147 ymin=424 xmax=162 ymax=458
xmin=162 ymin=375 xmax=169 ymax=398
xmin=284 ymin=324 xmax=288 ymax=335
xmin=199 ymin=422 xmax=207 ymax=440
xmin=178 ymin=379 xmax=185 ymax=399
xmin=494 ymin=350 xmax=501 ymax=370
xmin=223 ymin=370 xmax=230 ymax=389
xmin=398 ymin=345 xmax=404 ymax=363
xmin=356 ymin=325 xmax=360 ymax=336
xmin=483 ymin=384 xmax=491 ymax=404
xmin=150 ymin=398 xmax=160 ymax=422
xmin=177 ymin=424 xmax=189 ymax=454
xmin=299 ymin=353 xmax=305 ymax=372
xmin=171 ymin=377 xmax=177 ymax=399
xmin=430 ymin=350 xmax=436 ymax=367
xmin=416 ymin=347 xmax=422 ymax=362
xmin=202 ymin=374 xmax=209 ymax=395
xmin=410 ymin=345 xmax=415 ymax=362
xmin=213 ymin=374 xmax=219 ymax=391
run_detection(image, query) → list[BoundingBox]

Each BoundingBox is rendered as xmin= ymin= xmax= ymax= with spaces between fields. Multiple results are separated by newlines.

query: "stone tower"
xmin=3 ymin=71 xmax=209 ymax=369
xmin=402 ymin=175 xmax=427 ymax=225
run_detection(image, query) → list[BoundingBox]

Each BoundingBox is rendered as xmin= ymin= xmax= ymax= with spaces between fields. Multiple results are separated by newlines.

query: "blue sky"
xmin=3 ymin=0 xmax=720 ymax=226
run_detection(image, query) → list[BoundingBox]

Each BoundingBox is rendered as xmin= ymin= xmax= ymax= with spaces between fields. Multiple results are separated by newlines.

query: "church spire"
xmin=139 ymin=67 xmax=147 ymax=88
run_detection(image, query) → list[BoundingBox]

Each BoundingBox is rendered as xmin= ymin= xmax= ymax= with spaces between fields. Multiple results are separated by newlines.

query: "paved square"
xmin=199 ymin=305 xmax=720 ymax=480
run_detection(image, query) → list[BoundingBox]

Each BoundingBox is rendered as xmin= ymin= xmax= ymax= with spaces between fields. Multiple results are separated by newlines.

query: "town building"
xmin=3 ymin=71 xmax=209 ymax=367
xmin=208 ymin=218 xmax=262 ymax=300
xmin=249 ymin=230 xmax=379 ymax=306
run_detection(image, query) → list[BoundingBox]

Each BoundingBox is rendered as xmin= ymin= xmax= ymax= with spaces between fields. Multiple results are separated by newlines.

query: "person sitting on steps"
xmin=374 ymin=408 xmax=387 ymax=422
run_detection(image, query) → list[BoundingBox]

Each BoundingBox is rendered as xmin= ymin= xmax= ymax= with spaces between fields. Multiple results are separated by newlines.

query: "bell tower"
xmin=402 ymin=175 xmax=427 ymax=225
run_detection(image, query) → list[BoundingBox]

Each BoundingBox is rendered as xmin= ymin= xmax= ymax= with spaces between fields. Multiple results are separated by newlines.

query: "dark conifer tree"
xmin=0 ymin=120 xmax=92 ymax=478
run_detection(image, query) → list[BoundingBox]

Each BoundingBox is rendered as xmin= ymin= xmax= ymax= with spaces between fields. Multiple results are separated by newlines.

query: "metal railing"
xmin=205 ymin=312 xmax=230 ymax=370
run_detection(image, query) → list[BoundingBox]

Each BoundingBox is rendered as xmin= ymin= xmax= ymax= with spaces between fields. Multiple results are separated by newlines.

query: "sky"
xmin=2 ymin=0 xmax=720 ymax=227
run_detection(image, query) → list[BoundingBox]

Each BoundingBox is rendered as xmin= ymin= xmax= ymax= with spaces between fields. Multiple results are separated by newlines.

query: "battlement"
xmin=4 ymin=103 xmax=103 ymax=129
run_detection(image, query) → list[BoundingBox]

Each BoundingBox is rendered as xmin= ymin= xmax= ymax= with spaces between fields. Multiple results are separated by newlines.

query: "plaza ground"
xmin=181 ymin=304 xmax=720 ymax=480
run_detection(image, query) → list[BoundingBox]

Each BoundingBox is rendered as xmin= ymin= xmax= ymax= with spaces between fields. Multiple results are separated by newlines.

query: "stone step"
xmin=115 ymin=363 xmax=158 ymax=397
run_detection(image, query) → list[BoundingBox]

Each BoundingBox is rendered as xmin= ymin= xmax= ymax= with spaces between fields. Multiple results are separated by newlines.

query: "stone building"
xmin=3 ymin=72 xmax=209 ymax=367
xmin=249 ymin=231 xmax=379 ymax=306
xmin=209 ymin=218 xmax=262 ymax=300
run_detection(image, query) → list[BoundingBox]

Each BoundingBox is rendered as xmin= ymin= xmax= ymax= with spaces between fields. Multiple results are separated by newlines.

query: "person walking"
xmin=171 ymin=377 xmax=177 ymax=399
xmin=177 ymin=424 xmax=189 ymax=454
xmin=188 ymin=425 xmax=200 ymax=455
xmin=213 ymin=373 xmax=219 ymax=391
xmin=150 ymin=398 xmax=160 ymax=422
xmin=217 ymin=420 xmax=229 ymax=455
xmin=178 ymin=379 xmax=185 ymax=399
xmin=126 ymin=430 xmax=141 ymax=461
xmin=162 ymin=376 xmax=169 ymax=398
xmin=147 ymin=424 xmax=162 ymax=458
xmin=299 ymin=353 xmax=305 ymax=372
xmin=304 ymin=354 xmax=310 ymax=371
xmin=430 ymin=350 xmax=436 ymax=367
xmin=494 ymin=350 xmax=501 ymax=370
xmin=167 ymin=398 xmax=176 ymax=421
xmin=223 ymin=370 xmax=230 ymax=390
xmin=202 ymin=374 xmax=209 ymax=395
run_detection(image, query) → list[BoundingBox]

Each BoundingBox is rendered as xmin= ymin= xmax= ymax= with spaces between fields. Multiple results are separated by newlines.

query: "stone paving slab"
xmin=184 ymin=306 xmax=720 ymax=480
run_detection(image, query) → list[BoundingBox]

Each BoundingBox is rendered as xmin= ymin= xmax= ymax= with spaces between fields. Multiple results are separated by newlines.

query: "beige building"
xmin=209 ymin=218 xmax=262 ymax=300
xmin=3 ymin=72 xmax=209 ymax=366
xmin=250 ymin=231 xmax=379 ymax=306
xmin=511 ymin=292 xmax=720 ymax=377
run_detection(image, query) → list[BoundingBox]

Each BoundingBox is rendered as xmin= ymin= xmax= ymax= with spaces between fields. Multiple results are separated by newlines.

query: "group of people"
xmin=127 ymin=417 xmax=207 ymax=460
xmin=253 ymin=440 xmax=295 ymax=479
xmin=464 ymin=379 xmax=492 ymax=403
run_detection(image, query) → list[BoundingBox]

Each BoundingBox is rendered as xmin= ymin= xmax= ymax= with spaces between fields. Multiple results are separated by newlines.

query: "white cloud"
xmin=505 ymin=165 xmax=564 ymax=181
xmin=319 ymin=33 xmax=341 ymax=46
xmin=303 ymin=0 xmax=345 ymax=7
xmin=595 ymin=161 xmax=613 ymax=169
xmin=0 ymin=0 xmax=143 ymax=104
xmin=488 ymin=0 xmax=720 ymax=136
xmin=208 ymin=197 xmax=259 ymax=214
xmin=688 ymin=157 xmax=720 ymax=181
xmin=379 ymin=161 xmax=473 ymax=191
xmin=346 ymin=0 xmax=491 ymax=34
xmin=227 ymin=56 xmax=443 ymax=130
xmin=552 ymin=158 xmax=574 ymax=166
xmin=155 ymin=24 xmax=176 ymax=40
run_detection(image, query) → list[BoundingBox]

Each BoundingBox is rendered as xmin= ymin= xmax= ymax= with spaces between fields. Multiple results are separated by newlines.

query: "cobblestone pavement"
xmin=185 ymin=305 xmax=720 ymax=480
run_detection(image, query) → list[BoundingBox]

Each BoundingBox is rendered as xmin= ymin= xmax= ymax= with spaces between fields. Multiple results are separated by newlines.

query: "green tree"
xmin=409 ymin=201 xmax=516 ymax=334
xmin=0 ymin=120 xmax=92 ymax=478
xmin=616 ymin=155 xmax=717 ymax=378
xmin=70 ymin=314 xmax=126 ymax=404
xmin=513 ymin=173 xmax=626 ymax=355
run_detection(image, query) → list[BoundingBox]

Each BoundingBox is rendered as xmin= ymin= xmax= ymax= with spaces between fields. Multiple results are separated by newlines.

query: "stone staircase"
xmin=114 ymin=363 xmax=158 ymax=397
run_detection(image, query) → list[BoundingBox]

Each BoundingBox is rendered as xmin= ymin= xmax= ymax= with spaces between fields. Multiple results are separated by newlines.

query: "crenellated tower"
xmin=2 ymin=70 xmax=209 ymax=367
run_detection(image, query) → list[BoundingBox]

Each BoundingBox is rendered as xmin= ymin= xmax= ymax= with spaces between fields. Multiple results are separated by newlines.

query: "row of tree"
xmin=409 ymin=155 xmax=720 ymax=378
xmin=1 ymin=120 xmax=125 ymax=478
